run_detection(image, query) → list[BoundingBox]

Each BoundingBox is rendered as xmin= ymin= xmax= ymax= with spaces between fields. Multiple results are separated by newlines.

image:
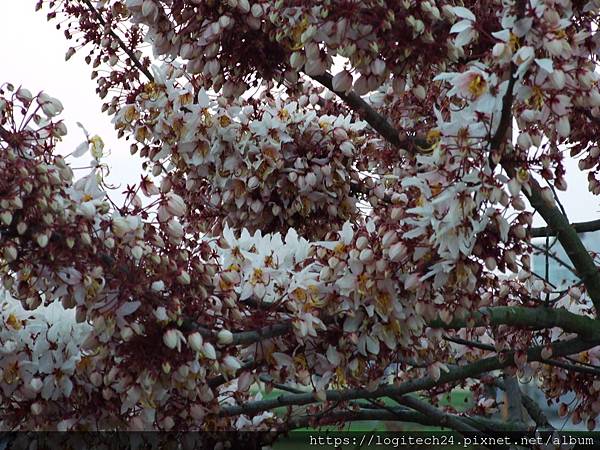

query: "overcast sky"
xmin=1 ymin=1 xmax=598 ymax=228
xmin=1 ymin=1 xmax=142 ymax=201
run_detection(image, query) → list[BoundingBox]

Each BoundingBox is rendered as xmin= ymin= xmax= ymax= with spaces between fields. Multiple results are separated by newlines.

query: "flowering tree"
xmin=2 ymin=0 xmax=600 ymax=441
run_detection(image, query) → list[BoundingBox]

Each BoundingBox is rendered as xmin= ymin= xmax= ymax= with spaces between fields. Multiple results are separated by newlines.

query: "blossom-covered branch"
xmin=219 ymin=336 xmax=599 ymax=418
xmin=4 ymin=0 xmax=600 ymax=433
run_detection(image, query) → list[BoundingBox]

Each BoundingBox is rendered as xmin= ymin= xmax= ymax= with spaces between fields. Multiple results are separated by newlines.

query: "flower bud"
xmin=371 ymin=59 xmax=386 ymax=76
xmin=167 ymin=219 xmax=184 ymax=240
xmin=165 ymin=193 xmax=186 ymax=217
xmin=353 ymin=75 xmax=369 ymax=95
xmin=484 ymin=256 xmax=497 ymax=271
xmin=333 ymin=127 xmax=348 ymax=142
xmin=359 ymin=248 xmax=374 ymax=262
xmin=36 ymin=234 xmax=49 ymax=248
xmin=30 ymin=403 xmax=43 ymax=416
xmin=332 ymin=70 xmax=353 ymax=93
xmin=177 ymin=270 xmax=191 ymax=285
xmin=131 ymin=246 xmax=143 ymax=260
xmin=16 ymin=88 xmax=33 ymax=103
xmin=16 ymin=222 xmax=27 ymax=235
xmin=223 ymin=355 xmax=242 ymax=371
xmin=188 ymin=332 xmax=203 ymax=352
xmin=79 ymin=202 xmax=96 ymax=220
xmin=290 ymin=52 xmax=305 ymax=69
xmin=38 ymin=92 xmax=64 ymax=117
xmin=163 ymin=329 xmax=178 ymax=349
xmin=201 ymin=342 xmax=217 ymax=360
xmin=238 ymin=0 xmax=250 ymax=13
xmin=0 ymin=211 xmax=12 ymax=226
xmin=112 ymin=217 xmax=131 ymax=237
xmin=30 ymin=378 xmax=43 ymax=392
xmin=3 ymin=244 xmax=17 ymax=262
xmin=151 ymin=280 xmax=165 ymax=292
xmin=217 ymin=329 xmax=234 ymax=345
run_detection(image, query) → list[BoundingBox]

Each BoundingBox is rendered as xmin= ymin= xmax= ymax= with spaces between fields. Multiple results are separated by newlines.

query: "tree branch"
xmin=531 ymin=219 xmax=600 ymax=238
xmin=446 ymin=335 xmax=600 ymax=377
xmin=428 ymin=306 xmax=600 ymax=339
xmin=184 ymin=305 xmax=600 ymax=354
xmin=81 ymin=0 xmax=154 ymax=82
xmin=287 ymin=406 xmax=526 ymax=432
xmin=219 ymin=336 xmax=599 ymax=417
xmin=181 ymin=319 xmax=292 ymax=346
xmin=392 ymin=395 xmax=481 ymax=433
xmin=518 ymin=175 xmax=600 ymax=313
xmin=310 ymin=72 xmax=428 ymax=151
xmin=530 ymin=243 xmax=577 ymax=277
xmin=502 ymin=375 xmax=526 ymax=425
xmin=493 ymin=378 xmax=553 ymax=429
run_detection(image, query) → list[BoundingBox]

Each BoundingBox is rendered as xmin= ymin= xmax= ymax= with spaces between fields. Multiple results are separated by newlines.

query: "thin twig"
xmin=81 ymin=0 xmax=154 ymax=82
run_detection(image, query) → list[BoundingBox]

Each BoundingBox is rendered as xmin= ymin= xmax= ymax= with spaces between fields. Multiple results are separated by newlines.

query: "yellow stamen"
xmin=6 ymin=313 xmax=22 ymax=330
xmin=467 ymin=75 xmax=487 ymax=98
xmin=289 ymin=17 xmax=309 ymax=51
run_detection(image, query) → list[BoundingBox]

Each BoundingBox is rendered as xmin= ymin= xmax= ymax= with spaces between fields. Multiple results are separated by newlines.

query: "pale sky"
xmin=0 ymin=1 xmax=142 ymax=202
xmin=1 ymin=1 xmax=598 ymax=227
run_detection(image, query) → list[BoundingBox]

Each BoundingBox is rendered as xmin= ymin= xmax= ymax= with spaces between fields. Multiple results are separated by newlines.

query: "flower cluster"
xmin=123 ymin=0 xmax=457 ymax=95
xmin=0 ymin=291 xmax=91 ymax=429
xmin=9 ymin=0 xmax=600 ymax=434
xmin=113 ymin=64 xmax=366 ymax=238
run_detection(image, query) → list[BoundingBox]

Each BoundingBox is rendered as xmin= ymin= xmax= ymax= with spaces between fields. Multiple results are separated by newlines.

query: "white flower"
xmin=37 ymin=92 xmax=64 ymax=117
xmin=448 ymin=70 xmax=488 ymax=100
xmin=163 ymin=329 xmax=185 ymax=351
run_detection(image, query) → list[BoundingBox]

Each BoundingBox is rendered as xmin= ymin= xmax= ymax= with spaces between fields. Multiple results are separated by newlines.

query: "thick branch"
xmin=502 ymin=375 xmax=525 ymax=425
xmin=427 ymin=306 xmax=600 ymax=339
xmin=392 ymin=395 xmax=480 ymax=433
xmin=532 ymin=219 xmax=600 ymax=238
xmin=489 ymin=70 xmax=518 ymax=153
xmin=493 ymin=379 xmax=553 ymax=429
xmin=181 ymin=320 xmax=292 ymax=346
xmin=287 ymin=407 xmax=525 ymax=433
xmin=519 ymin=176 xmax=600 ymax=313
xmin=191 ymin=305 xmax=600 ymax=351
xmin=447 ymin=335 xmax=600 ymax=377
xmin=219 ymin=336 xmax=599 ymax=417
xmin=310 ymin=72 xmax=428 ymax=151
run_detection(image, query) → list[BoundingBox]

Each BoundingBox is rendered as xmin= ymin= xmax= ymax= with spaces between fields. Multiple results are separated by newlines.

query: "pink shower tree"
xmin=0 ymin=0 xmax=600 ymax=439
